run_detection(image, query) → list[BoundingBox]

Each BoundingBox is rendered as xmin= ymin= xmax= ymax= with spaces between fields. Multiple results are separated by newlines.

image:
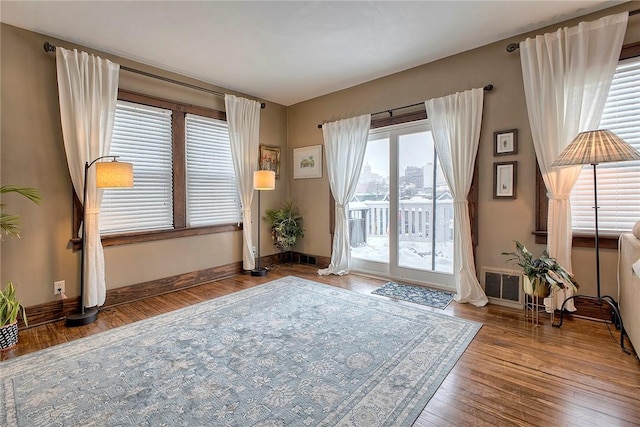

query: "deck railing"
xmin=349 ymin=199 xmax=453 ymax=246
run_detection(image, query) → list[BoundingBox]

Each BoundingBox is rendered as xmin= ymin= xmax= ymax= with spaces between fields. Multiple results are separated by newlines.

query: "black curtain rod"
xmin=316 ymin=84 xmax=494 ymax=129
xmin=43 ymin=42 xmax=266 ymax=109
xmin=506 ymin=8 xmax=640 ymax=52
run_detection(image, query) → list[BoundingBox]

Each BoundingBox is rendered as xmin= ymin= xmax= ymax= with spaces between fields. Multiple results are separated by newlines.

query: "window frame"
xmin=71 ymin=89 xmax=242 ymax=249
xmin=534 ymin=42 xmax=640 ymax=249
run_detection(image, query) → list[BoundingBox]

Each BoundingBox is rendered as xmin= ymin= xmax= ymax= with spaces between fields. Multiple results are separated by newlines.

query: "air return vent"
xmin=481 ymin=267 xmax=523 ymax=308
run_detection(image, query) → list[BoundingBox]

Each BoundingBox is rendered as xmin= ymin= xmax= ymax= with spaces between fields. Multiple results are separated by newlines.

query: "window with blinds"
xmin=100 ymin=100 xmax=174 ymax=234
xmin=571 ymin=56 xmax=640 ymax=235
xmin=185 ymin=114 xmax=240 ymax=226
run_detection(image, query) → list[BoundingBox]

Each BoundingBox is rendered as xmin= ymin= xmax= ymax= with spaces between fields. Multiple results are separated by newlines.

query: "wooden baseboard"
xmin=568 ymin=296 xmax=616 ymax=322
xmin=103 ymin=261 xmax=242 ymax=308
xmin=23 ymin=261 xmax=243 ymax=328
xmin=20 ymin=298 xmax=74 ymax=328
xmin=22 ymin=252 xmax=331 ymax=328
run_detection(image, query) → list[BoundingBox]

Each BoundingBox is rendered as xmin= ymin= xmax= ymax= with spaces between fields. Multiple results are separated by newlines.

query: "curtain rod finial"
xmin=43 ymin=42 xmax=56 ymax=53
xmin=484 ymin=84 xmax=494 ymax=92
xmin=506 ymin=43 xmax=520 ymax=52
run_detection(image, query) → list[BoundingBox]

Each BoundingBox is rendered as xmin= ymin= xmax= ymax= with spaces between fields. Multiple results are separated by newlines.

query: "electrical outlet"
xmin=54 ymin=280 xmax=65 ymax=296
xmin=252 ymin=246 xmax=257 ymax=257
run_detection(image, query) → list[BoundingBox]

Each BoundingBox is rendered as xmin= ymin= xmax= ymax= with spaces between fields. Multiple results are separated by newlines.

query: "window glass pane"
xmin=571 ymin=57 xmax=640 ymax=234
xmin=398 ymin=130 xmax=453 ymax=274
xmin=185 ymin=114 xmax=240 ymax=226
xmin=100 ymin=100 xmax=173 ymax=234
xmin=351 ymin=136 xmax=390 ymax=263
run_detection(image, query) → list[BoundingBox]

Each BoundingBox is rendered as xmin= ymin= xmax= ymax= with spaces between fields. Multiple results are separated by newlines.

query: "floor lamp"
xmin=251 ymin=170 xmax=276 ymax=277
xmin=66 ymin=156 xmax=133 ymax=327
xmin=551 ymin=130 xmax=640 ymax=351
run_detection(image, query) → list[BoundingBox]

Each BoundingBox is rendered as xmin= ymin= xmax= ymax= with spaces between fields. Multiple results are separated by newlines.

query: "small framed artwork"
xmin=293 ymin=145 xmax=323 ymax=179
xmin=259 ymin=145 xmax=281 ymax=179
xmin=493 ymin=161 xmax=517 ymax=199
xmin=494 ymin=129 xmax=518 ymax=156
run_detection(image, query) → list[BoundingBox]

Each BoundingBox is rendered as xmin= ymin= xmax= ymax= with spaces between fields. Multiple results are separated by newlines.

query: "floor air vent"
xmin=481 ymin=267 xmax=523 ymax=308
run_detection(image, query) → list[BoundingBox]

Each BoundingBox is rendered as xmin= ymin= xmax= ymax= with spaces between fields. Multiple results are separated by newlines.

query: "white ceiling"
xmin=0 ymin=1 xmax=624 ymax=106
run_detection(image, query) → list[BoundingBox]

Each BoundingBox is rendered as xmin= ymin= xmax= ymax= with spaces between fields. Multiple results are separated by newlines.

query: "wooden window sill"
xmin=533 ymin=231 xmax=620 ymax=250
xmin=70 ymin=223 xmax=242 ymax=250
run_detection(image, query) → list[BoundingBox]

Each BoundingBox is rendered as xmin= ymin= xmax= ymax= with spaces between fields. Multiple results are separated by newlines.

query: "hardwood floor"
xmin=3 ymin=264 xmax=639 ymax=426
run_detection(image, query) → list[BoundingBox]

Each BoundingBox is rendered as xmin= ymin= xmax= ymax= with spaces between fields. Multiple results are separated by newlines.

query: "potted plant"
xmin=0 ymin=281 xmax=28 ymax=350
xmin=264 ymin=199 xmax=304 ymax=259
xmin=1 ymin=185 xmax=40 ymax=349
xmin=502 ymin=241 xmax=579 ymax=297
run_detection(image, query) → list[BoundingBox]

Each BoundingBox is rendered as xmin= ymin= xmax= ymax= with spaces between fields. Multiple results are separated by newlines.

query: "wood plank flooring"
xmin=2 ymin=264 xmax=639 ymax=426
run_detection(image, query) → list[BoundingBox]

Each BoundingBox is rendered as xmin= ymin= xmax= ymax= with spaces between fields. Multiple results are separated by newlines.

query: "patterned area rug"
xmin=372 ymin=281 xmax=455 ymax=309
xmin=1 ymin=276 xmax=480 ymax=427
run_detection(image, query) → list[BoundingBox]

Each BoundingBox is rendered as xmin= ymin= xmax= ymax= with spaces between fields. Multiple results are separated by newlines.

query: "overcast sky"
xmin=363 ymin=131 xmax=436 ymax=178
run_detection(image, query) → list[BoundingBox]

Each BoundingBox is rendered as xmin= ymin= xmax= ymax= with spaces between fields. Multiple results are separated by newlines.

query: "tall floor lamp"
xmin=251 ymin=170 xmax=276 ymax=277
xmin=551 ymin=130 xmax=640 ymax=351
xmin=66 ymin=156 xmax=133 ymax=327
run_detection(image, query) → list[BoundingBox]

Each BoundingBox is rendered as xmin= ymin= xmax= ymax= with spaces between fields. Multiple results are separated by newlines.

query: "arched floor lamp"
xmin=251 ymin=170 xmax=276 ymax=276
xmin=551 ymin=129 xmax=640 ymax=352
xmin=66 ymin=156 xmax=133 ymax=327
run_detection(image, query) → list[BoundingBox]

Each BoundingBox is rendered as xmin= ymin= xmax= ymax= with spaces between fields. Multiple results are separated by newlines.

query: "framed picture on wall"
xmin=494 ymin=129 xmax=518 ymax=156
xmin=493 ymin=161 xmax=517 ymax=199
xmin=293 ymin=145 xmax=322 ymax=179
xmin=259 ymin=145 xmax=281 ymax=179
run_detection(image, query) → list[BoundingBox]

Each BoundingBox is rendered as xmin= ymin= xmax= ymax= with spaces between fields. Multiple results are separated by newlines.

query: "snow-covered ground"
xmin=351 ymin=236 xmax=453 ymax=273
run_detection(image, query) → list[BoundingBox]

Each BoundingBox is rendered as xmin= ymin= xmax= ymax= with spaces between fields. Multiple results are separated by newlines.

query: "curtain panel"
xmin=226 ymin=95 xmax=261 ymax=271
xmin=425 ymin=88 xmax=488 ymax=307
xmin=56 ymin=47 xmax=120 ymax=308
xmin=318 ymin=114 xmax=371 ymax=276
xmin=520 ymin=12 xmax=628 ymax=310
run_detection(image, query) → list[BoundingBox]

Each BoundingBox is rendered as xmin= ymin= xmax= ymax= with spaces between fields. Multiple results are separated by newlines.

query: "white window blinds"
xmin=185 ymin=114 xmax=240 ymax=226
xmin=100 ymin=100 xmax=173 ymax=234
xmin=571 ymin=56 xmax=640 ymax=235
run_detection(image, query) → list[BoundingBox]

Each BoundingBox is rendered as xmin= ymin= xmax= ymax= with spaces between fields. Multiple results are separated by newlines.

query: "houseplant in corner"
xmin=0 ymin=185 xmax=40 ymax=349
xmin=0 ymin=281 xmax=28 ymax=350
xmin=502 ymin=241 xmax=579 ymax=297
xmin=264 ymin=199 xmax=304 ymax=262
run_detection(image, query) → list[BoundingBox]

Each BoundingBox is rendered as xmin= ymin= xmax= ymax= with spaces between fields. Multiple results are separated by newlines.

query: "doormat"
xmin=372 ymin=281 xmax=455 ymax=309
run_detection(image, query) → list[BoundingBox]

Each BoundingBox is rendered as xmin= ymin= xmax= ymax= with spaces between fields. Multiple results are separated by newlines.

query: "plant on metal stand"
xmin=502 ymin=241 xmax=579 ymax=325
xmin=502 ymin=241 xmax=579 ymax=295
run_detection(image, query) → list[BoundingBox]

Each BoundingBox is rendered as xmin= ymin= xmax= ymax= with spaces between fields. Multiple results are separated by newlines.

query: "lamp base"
xmin=554 ymin=294 xmax=629 ymax=354
xmin=250 ymin=268 xmax=268 ymax=277
xmin=66 ymin=308 xmax=99 ymax=327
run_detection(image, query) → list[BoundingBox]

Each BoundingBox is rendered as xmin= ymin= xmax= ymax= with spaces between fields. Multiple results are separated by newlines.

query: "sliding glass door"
xmin=350 ymin=121 xmax=455 ymax=288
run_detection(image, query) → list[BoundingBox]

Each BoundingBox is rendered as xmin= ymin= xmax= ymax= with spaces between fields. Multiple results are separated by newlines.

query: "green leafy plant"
xmin=264 ymin=199 xmax=304 ymax=252
xmin=1 ymin=185 xmax=41 ymax=238
xmin=502 ymin=241 xmax=578 ymax=293
xmin=0 ymin=281 xmax=27 ymax=327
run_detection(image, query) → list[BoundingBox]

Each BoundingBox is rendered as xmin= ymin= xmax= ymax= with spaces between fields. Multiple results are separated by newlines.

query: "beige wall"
xmin=3 ymin=3 xmax=639 ymax=308
xmin=287 ymin=3 xmax=640 ymax=297
xmin=0 ymin=24 xmax=288 ymax=307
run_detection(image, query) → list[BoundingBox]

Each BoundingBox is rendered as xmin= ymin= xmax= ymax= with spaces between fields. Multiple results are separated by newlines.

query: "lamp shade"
xmin=254 ymin=170 xmax=276 ymax=190
xmin=96 ymin=161 xmax=134 ymax=188
xmin=552 ymin=130 xmax=640 ymax=167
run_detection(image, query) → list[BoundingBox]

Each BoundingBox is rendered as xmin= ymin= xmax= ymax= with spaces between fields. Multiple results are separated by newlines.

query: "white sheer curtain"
xmin=56 ymin=47 xmax=120 ymax=308
xmin=425 ymin=88 xmax=488 ymax=307
xmin=226 ymin=95 xmax=261 ymax=271
xmin=520 ymin=12 xmax=627 ymax=310
xmin=318 ymin=114 xmax=371 ymax=276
